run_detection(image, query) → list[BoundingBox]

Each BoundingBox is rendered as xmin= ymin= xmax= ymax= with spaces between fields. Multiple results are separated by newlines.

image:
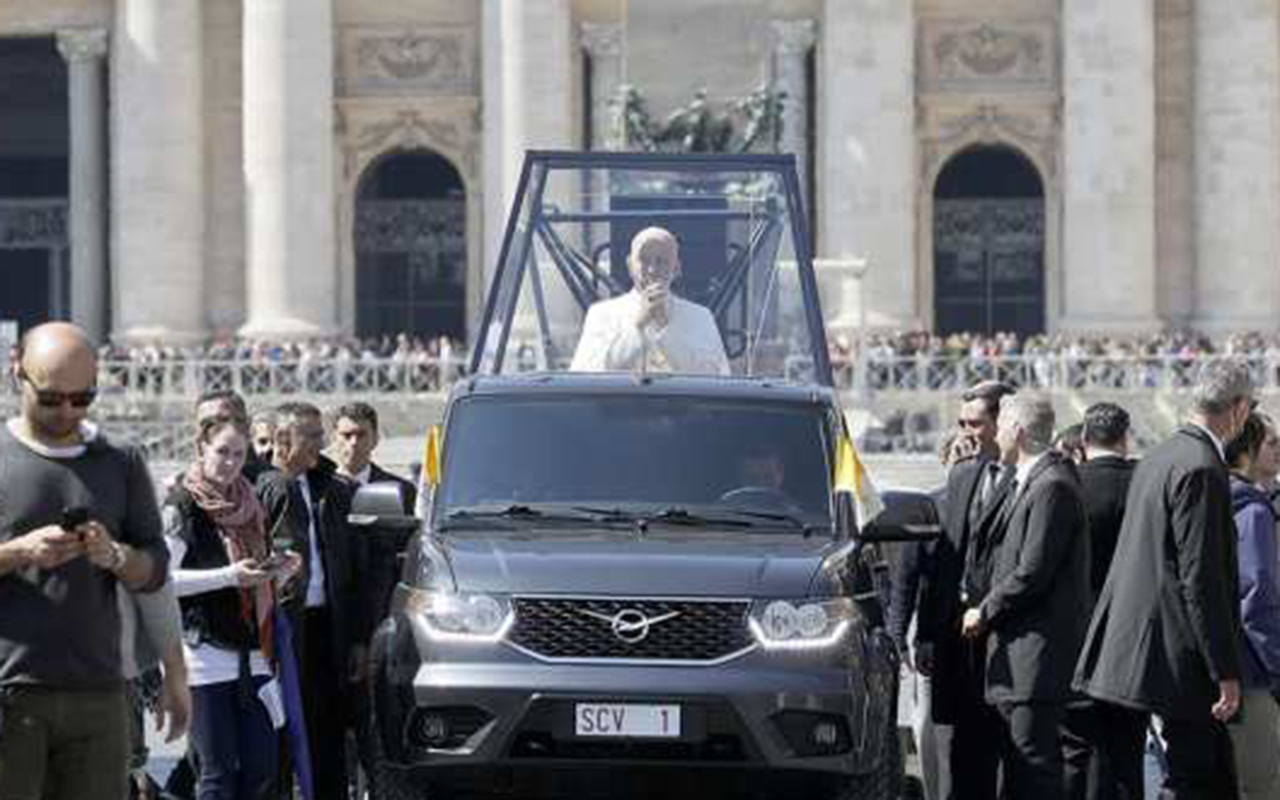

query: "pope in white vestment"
xmin=570 ymin=226 xmax=731 ymax=376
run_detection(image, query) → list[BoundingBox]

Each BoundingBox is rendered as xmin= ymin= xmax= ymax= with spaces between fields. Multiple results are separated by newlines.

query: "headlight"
xmin=405 ymin=589 xmax=514 ymax=643
xmin=749 ymin=598 xmax=858 ymax=651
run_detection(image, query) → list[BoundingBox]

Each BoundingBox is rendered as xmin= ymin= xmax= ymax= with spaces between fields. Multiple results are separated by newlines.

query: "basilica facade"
xmin=0 ymin=0 xmax=1268 ymax=345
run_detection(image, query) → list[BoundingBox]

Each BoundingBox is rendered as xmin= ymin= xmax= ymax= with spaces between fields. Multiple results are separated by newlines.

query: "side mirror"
xmin=348 ymin=483 xmax=419 ymax=532
xmin=857 ymin=490 xmax=943 ymax=543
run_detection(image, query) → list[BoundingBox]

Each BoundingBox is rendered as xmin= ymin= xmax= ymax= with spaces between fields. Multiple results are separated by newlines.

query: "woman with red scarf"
xmin=165 ymin=417 xmax=300 ymax=800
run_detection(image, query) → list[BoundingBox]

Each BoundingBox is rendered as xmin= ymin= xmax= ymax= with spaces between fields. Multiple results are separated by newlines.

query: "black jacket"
xmin=981 ymin=451 xmax=1090 ymax=704
xmin=917 ymin=458 xmax=1015 ymax=723
xmin=1075 ymin=426 xmax=1243 ymax=719
xmin=887 ymin=484 xmax=946 ymax=653
xmin=1077 ymin=454 xmax=1135 ymax=604
xmin=256 ymin=457 xmax=369 ymax=664
xmin=167 ymin=487 xmax=259 ymax=652
xmin=361 ymin=463 xmax=418 ymax=634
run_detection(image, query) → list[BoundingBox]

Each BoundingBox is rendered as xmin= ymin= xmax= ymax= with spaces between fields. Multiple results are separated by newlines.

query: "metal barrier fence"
xmin=0 ymin=356 xmax=470 ymax=403
xmin=3 ymin=353 xmax=1278 ymax=405
xmin=808 ymin=354 xmax=1280 ymax=393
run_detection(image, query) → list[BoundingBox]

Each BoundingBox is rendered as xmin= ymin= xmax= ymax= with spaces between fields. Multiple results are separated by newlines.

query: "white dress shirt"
xmin=297 ymin=476 xmax=328 ymax=608
xmin=569 ymin=291 xmax=731 ymax=376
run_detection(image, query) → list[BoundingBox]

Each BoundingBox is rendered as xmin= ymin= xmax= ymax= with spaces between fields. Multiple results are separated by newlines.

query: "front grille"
xmin=509 ymin=597 xmax=754 ymax=662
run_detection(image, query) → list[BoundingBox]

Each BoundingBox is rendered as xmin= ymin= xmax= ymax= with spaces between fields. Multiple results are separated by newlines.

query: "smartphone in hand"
xmin=60 ymin=507 xmax=90 ymax=538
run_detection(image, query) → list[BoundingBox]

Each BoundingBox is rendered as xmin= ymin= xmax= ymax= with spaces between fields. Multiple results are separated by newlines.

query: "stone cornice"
xmin=56 ymin=28 xmax=108 ymax=63
xmin=580 ymin=22 xmax=623 ymax=58
xmin=770 ymin=19 xmax=818 ymax=55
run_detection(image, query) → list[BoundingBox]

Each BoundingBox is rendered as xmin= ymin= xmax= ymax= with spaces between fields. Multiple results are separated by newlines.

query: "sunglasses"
xmin=18 ymin=371 xmax=97 ymax=408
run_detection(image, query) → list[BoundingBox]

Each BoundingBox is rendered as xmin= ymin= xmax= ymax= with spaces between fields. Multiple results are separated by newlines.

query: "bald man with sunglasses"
xmin=0 ymin=322 xmax=169 ymax=800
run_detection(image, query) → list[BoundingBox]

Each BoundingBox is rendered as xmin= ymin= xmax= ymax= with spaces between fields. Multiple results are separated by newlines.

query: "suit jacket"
xmin=569 ymin=292 xmax=730 ymax=375
xmin=981 ymin=451 xmax=1090 ymax=704
xmin=1077 ymin=454 xmax=1135 ymax=604
xmin=917 ymin=458 xmax=1015 ymax=723
xmin=1074 ymin=426 xmax=1243 ymax=719
xmin=257 ymin=457 xmax=370 ymax=666
xmin=362 ymin=463 xmax=418 ymax=635
xmin=887 ymin=484 xmax=946 ymax=653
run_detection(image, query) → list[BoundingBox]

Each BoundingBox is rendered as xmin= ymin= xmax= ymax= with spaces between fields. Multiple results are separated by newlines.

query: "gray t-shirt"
xmin=0 ymin=423 xmax=168 ymax=689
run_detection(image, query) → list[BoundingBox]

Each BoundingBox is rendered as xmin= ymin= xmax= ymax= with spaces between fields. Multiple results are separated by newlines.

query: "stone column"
xmin=1060 ymin=0 xmax=1158 ymax=331
xmin=818 ymin=0 xmax=916 ymax=329
xmin=581 ymin=23 xmax=624 ymax=150
xmin=57 ymin=29 xmax=108 ymax=344
xmin=110 ymin=0 xmax=205 ymax=343
xmin=1192 ymin=1 xmax=1280 ymax=330
xmin=482 ymin=0 xmax=575 ymax=351
xmin=770 ymin=19 xmax=817 ymax=208
xmin=239 ymin=0 xmax=338 ymax=339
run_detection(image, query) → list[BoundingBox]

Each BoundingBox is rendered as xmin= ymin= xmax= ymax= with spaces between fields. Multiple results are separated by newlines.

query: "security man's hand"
xmin=16 ymin=524 xmax=85 ymax=570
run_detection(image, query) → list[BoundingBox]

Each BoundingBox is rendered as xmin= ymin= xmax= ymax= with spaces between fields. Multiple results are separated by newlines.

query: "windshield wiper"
xmin=570 ymin=505 xmax=753 ymax=533
xmin=719 ymin=509 xmax=825 ymax=537
xmin=441 ymin=505 xmax=601 ymax=529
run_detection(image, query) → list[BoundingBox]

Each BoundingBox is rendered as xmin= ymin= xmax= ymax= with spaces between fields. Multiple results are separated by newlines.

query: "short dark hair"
xmin=274 ymin=401 xmax=321 ymax=430
xmin=1226 ymin=411 xmax=1273 ymax=470
xmin=196 ymin=390 xmax=247 ymax=416
xmin=333 ymin=402 xmax=379 ymax=434
xmin=1082 ymin=402 xmax=1130 ymax=449
xmin=960 ymin=380 xmax=1017 ymax=420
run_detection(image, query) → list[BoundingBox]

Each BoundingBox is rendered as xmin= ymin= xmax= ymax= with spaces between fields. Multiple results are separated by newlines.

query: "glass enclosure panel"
xmin=472 ymin=154 xmax=827 ymax=385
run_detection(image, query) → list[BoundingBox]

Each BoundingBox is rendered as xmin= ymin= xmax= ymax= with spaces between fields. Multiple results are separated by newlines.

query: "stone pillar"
xmin=818 ymin=0 xmax=916 ymax=329
xmin=110 ymin=0 xmax=205 ymax=343
xmin=1192 ymin=1 xmax=1280 ymax=330
xmin=57 ymin=29 xmax=108 ymax=344
xmin=770 ymin=19 xmax=817 ymax=208
xmin=239 ymin=0 xmax=337 ymax=339
xmin=581 ymin=23 xmax=624 ymax=150
xmin=1060 ymin=0 xmax=1158 ymax=331
xmin=482 ymin=0 xmax=575 ymax=349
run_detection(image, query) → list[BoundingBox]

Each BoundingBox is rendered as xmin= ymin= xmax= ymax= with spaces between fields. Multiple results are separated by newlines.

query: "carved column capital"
xmin=770 ymin=19 xmax=817 ymax=55
xmin=56 ymin=28 xmax=108 ymax=63
xmin=580 ymin=22 xmax=623 ymax=58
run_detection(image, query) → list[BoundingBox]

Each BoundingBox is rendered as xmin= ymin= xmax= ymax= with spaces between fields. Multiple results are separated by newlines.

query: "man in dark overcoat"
xmin=1075 ymin=359 xmax=1253 ymax=800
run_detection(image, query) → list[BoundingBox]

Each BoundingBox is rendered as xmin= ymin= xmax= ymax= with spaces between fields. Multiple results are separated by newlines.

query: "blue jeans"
xmin=189 ymin=678 xmax=278 ymax=800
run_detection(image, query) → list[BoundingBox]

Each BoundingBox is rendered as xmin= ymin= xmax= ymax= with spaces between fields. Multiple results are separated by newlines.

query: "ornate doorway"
xmin=933 ymin=146 xmax=1045 ymax=337
xmin=355 ymin=149 xmax=466 ymax=341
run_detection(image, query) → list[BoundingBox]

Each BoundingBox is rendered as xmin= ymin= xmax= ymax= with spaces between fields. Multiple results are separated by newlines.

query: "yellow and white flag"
xmin=834 ymin=435 xmax=884 ymax=527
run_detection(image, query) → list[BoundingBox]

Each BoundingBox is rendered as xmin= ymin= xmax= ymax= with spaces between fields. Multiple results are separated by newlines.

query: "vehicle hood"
xmin=433 ymin=530 xmax=835 ymax=597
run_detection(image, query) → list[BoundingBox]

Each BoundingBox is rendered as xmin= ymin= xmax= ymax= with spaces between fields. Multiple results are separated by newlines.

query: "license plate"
xmin=574 ymin=703 xmax=681 ymax=738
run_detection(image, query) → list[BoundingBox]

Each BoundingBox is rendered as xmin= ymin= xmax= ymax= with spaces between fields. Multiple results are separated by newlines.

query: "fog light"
xmin=418 ymin=713 xmax=449 ymax=746
xmin=812 ymin=721 xmax=839 ymax=747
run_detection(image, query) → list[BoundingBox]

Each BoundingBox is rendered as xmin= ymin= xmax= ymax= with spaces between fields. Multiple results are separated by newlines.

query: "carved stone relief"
xmin=919 ymin=103 xmax=1059 ymax=184
xmin=339 ymin=27 xmax=476 ymax=96
xmin=337 ymin=103 xmax=480 ymax=186
xmin=919 ymin=19 xmax=1056 ymax=92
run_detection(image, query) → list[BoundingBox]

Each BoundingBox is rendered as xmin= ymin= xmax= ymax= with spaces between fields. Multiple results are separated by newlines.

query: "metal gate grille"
xmin=934 ymin=198 xmax=1044 ymax=337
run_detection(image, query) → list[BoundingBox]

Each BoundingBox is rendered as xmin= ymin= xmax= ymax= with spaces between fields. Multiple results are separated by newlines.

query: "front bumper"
xmin=372 ymin=612 xmax=897 ymax=789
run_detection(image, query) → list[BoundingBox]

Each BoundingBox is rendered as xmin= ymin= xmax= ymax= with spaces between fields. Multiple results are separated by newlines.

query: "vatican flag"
xmin=834 ymin=434 xmax=884 ymax=527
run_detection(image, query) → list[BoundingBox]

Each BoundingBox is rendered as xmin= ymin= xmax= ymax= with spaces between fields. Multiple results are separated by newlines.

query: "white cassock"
xmin=570 ymin=291 xmax=731 ymax=376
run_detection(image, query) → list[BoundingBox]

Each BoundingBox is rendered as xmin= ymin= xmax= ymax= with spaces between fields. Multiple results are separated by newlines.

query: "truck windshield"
xmin=435 ymin=395 xmax=833 ymax=533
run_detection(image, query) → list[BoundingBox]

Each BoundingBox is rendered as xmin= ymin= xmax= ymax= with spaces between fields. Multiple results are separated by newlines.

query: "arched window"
xmin=933 ymin=145 xmax=1045 ymax=337
xmin=355 ymin=149 xmax=466 ymax=341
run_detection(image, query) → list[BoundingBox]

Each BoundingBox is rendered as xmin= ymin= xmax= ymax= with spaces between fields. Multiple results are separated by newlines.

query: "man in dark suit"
xmin=1061 ymin=403 xmax=1136 ymax=800
xmin=257 ymin=401 xmax=369 ymax=800
xmin=1075 ymin=360 xmax=1253 ymax=800
xmin=917 ymin=380 xmax=1017 ymax=800
xmin=961 ymin=394 xmax=1090 ymax=800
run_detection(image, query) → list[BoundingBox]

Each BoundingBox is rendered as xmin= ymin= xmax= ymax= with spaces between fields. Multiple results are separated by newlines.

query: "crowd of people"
xmin=890 ymin=361 xmax=1278 ymax=800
